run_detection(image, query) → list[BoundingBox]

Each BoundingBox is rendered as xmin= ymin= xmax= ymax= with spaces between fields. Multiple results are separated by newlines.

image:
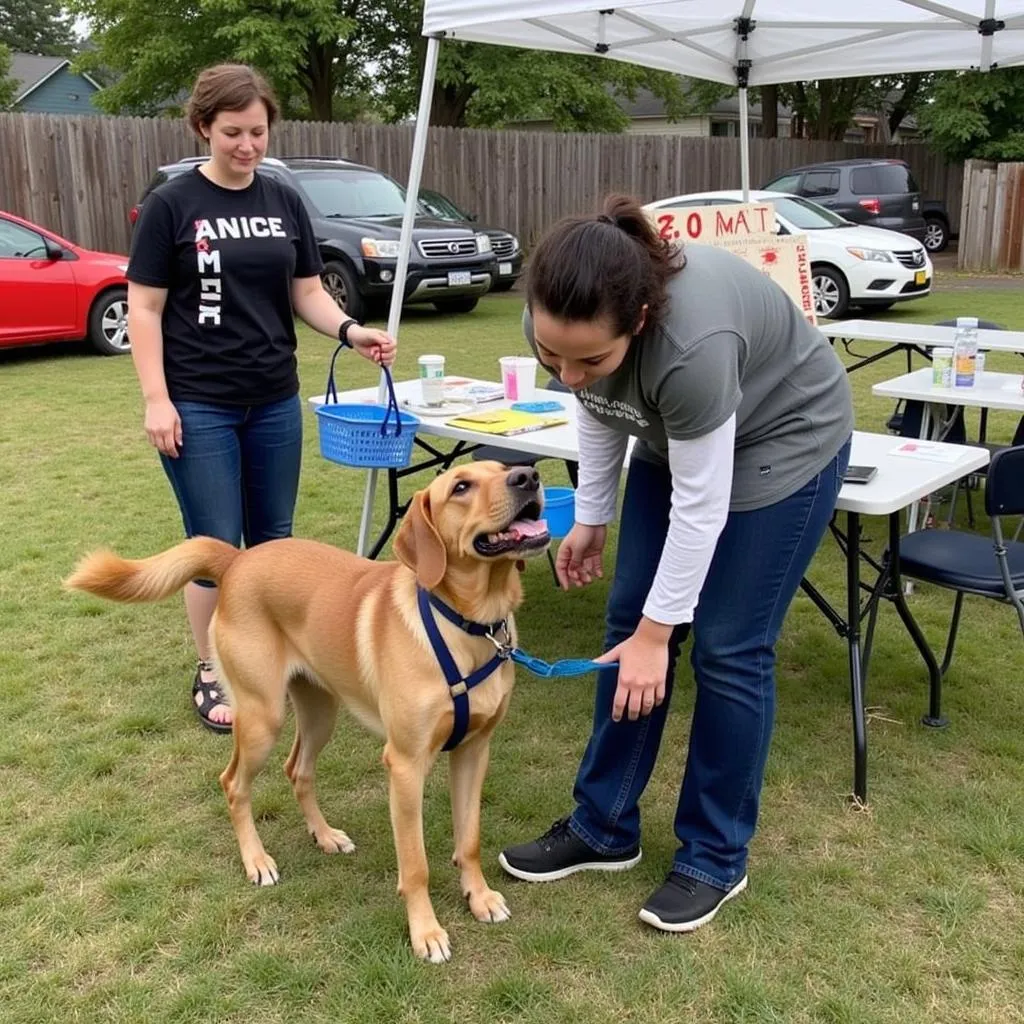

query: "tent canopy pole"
xmin=356 ymin=33 xmax=442 ymax=558
xmin=739 ymin=86 xmax=750 ymax=200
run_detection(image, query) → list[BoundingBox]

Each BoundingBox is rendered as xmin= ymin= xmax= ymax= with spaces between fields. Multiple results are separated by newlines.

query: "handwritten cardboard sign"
xmin=650 ymin=203 xmax=776 ymax=244
xmin=718 ymin=235 xmax=817 ymax=326
xmin=647 ymin=201 xmax=817 ymax=325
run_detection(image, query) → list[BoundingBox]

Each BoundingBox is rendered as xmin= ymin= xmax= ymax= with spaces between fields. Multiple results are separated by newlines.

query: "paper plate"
xmin=401 ymin=399 xmax=476 ymax=417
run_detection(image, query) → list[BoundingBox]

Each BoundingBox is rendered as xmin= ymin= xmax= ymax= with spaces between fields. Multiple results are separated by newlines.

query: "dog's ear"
xmin=394 ymin=488 xmax=447 ymax=589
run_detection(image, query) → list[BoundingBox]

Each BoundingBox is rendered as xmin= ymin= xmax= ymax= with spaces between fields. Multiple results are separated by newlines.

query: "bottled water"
xmin=953 ymin=316 xmax=978 ymax=388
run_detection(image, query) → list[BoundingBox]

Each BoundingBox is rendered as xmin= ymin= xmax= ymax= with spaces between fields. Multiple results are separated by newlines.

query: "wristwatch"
xmin=338 ymin=317 xmax=360 ymax=348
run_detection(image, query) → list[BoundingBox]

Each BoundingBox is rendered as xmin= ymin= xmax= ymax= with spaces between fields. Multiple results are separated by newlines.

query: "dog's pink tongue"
xmin=510 ymin=518 xmax=548 ymax=538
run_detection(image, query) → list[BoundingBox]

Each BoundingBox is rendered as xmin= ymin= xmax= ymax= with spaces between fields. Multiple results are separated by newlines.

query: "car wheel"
xmin=321 ymin=261 xmax=366 ymax=323
xmin=924 ymin=216 xmax=949 ymax=253
xmin=433 ymin=298 xmax=480 ymax=314
xmin=88 ymin=288 xmax=131 ymax=355
xmin=812 ymin=266 xmax=850 ymax=320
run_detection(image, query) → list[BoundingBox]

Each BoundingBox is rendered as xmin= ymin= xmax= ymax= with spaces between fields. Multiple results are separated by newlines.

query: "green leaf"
xmin=918 ymin=68 xmax=1024 ymax=161
xmin=0 ymin=43 xmax=19 ymax=109
xmin=0 ymin=0 xmax=78 ymax=57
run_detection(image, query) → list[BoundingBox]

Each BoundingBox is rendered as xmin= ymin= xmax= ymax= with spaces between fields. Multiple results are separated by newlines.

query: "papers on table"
xmin=445 ymin=409 xmax=569 ymax=436
xmin=888 ymin=441 xmax=966 ymax=464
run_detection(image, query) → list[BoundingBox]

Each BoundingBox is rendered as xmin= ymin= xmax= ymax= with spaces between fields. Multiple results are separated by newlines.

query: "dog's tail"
xmin=64 ymin=537 xmax=241 ymax=603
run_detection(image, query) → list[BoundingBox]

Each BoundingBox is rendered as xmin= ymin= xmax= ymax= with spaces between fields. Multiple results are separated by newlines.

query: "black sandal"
xmin=192 ymin=659 xmax=232 ymax=734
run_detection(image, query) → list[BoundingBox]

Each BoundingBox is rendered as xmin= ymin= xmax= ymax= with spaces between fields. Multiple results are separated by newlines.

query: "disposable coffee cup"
xmin=499 ymin=356 xmax=538 ymax=401
xmin=418 ymin=354 xmax=445 ymax=406
xmin=931 ymin=347 xmax=953 ymax=389
xmin=975 ymin=350 xmax=986 ymax=379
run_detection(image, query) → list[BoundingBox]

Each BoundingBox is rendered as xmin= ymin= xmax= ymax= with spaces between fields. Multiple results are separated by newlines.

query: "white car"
xmin=645 ymin=189 xmax=933 ymax=320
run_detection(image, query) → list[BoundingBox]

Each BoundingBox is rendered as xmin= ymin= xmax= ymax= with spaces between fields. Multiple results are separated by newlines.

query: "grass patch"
xmin=2 ymin=287 xmax=1024 ymax=1021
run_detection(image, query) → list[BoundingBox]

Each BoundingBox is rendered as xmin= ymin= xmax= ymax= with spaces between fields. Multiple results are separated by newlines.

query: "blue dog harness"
xmin=416 ymin=587 xmax=615 ymax=751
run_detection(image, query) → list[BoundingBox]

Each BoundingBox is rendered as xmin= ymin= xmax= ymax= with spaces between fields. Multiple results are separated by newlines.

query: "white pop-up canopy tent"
xmin=356 ymin=0 xmax=1024 ymax=552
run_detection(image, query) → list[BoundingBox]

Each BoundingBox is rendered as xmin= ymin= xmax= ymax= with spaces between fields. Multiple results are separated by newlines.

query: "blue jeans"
xmin=569 ymin=438 xmax=851 ymax=890
xmin=160 ymin=395 xmax=303 ymax=584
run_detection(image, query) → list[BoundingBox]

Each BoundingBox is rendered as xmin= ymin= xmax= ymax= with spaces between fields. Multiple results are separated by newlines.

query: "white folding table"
xmin=799 ymin=432 xmax=989 ymax=801
xmin=821 ymin=319 xmax=1024 ymax=375
xmin=310 ymin=382 xmax=989 ymax=802
xmin=871 ymin=368 xmax=1024 ymax=532
xmin=872 ymin=368 xmax=1024 ymax=436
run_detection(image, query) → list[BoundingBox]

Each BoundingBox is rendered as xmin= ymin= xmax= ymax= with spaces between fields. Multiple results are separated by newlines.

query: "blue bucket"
xmin=543 ymin=486 xmax=575 ymax=538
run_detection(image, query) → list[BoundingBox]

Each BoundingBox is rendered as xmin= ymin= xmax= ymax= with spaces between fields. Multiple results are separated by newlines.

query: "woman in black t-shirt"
xmin=126 ymin=64 xmax=395 ymax=733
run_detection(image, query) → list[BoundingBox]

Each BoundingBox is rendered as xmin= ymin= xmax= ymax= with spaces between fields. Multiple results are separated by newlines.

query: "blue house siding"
xmin=16 ymin=68 xmax=101 ymax=116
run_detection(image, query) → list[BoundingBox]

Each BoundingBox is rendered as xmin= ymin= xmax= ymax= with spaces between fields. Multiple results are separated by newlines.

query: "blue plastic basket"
xmin=315 ymin=347 xmax=419 ymax=469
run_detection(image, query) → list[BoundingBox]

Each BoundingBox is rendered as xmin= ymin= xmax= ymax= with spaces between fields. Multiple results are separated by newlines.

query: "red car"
xmin=0 ymin=210 xmax=130 ymax=355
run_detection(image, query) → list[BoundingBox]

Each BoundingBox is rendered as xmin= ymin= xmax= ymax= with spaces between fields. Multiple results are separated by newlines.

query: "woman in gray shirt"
xmin=499 ymin=194 xmax=853 ymax=933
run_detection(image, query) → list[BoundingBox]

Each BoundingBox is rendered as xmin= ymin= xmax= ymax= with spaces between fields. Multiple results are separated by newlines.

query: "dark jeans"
xmin=160 ymin=394 xmax=303 ymax=585
xmin=569 ymin=439 xmax=851 ymax=890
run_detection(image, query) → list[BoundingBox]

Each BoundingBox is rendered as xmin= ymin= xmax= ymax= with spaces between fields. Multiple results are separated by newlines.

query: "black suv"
xmin=417 ymin=188 xmax=523 ymax=291
xmin=130 ymin=156 xmax=497 ymax=320
xmin=762 ymin=159 xmax=927 ymax=244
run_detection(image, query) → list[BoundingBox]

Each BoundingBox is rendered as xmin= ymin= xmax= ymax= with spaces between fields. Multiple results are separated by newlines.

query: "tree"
xmin=756 ymin=75 xmax=932 ymax=141
xmin=70 ymin=0 xmax=359 ymax=120
xmin=349 ymin=1 xmax=694 ymax=131
xmin=0 ymin=43 xmax=19 ymax=109
xmin=0 ymin=0 xmax=77 ymax=57
xmin=918 ymin=68 xmax=1024 ymax=162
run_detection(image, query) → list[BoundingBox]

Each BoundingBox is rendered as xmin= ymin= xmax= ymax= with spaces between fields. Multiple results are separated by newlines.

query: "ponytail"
xmin=527 ymin=194 xmax=684 ymax=337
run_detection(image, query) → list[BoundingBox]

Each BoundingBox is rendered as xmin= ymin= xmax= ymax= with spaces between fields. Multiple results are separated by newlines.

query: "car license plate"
xmin=448 ymin=271 xmax=471 ymax=286
xmin=915 ymin=270 xmax=927 ymax=286
xmin=499 ymin=262 xmax=513 ymax=276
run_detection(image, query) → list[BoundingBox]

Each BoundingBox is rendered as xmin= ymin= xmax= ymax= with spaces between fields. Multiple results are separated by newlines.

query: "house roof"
xmin=620 ymin=86 xmax=916 ymax=130
xmin=620 ymin=87 xmax=792 ymax=121
xmin=10 ymin=52 xmax=103 ymax=103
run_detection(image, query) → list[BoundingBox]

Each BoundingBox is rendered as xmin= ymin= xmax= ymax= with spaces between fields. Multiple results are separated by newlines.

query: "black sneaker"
xmin=638 ymin=871 xmax=748 ymax=933
xmin=498 ymin=818 xmax=642 ymax=882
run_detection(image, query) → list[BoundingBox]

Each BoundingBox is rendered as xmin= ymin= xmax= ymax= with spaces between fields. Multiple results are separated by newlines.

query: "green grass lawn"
xmin=2 ymin=289 xmax=1024 ymax=1024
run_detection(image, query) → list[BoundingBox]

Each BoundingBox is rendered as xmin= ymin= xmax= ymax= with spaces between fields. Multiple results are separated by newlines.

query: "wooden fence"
xmin=958 ymin=159 xmax=1024 ymax=271
xmin=0 ymin=112 xmax=963 ymax=257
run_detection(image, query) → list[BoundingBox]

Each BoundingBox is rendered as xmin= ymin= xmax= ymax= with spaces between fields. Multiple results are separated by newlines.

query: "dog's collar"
xmin=416 ymin=587 xmax=511 ymax=752
xmin=419 ymin=588 xmax=511 ymax=653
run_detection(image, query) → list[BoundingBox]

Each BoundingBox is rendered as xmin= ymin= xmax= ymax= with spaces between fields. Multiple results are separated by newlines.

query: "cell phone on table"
xmin=843 ymin=465 xmax=878 ymax=485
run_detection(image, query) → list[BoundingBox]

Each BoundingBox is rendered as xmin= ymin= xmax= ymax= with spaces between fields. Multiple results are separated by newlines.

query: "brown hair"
xmin=186 ymin=64 xmax=279 ymax=139
xmin=526 ymin=194 xmax=684 ymax=337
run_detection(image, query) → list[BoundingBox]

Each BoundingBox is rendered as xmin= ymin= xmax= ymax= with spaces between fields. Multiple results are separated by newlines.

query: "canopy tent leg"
xmin=739 ymin=85 xmax=751 ymax=201
xmin=356 ymin=34 xmax=442 ymax=557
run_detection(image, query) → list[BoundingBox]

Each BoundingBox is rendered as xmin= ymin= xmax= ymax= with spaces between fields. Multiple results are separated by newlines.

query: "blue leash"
xmin=417 ymin=588 xmax=614 ymax=751
xmin=509 ymin=649 xmax=613 ymax=678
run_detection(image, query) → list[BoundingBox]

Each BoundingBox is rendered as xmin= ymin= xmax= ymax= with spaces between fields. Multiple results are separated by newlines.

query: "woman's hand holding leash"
xmin=595 ymin=618 xmax=672 ymax=722
xmin=145 ymin=397 xmax=183 ymax=458
xmin=349 ymin=325 xmax=397 ymax=367
xmin=554 ymin=523 xmax=606 ymax=589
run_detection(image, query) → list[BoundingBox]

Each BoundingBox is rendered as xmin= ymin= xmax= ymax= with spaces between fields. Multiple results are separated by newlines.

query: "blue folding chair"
xmin=890 ymin=445 xmax=1024 ymax=722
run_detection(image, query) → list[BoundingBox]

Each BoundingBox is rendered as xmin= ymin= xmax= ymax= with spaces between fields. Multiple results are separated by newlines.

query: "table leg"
xmin=366 ymin=469 xmax=403 ymax=560
xmin=904 ymin=403 xmax=935 ymax=537
xmin=883 ymin=512 xmax=948 ymax=728
xmin=845 ymin=511 xmax=869 ymax=804
xmin=356 ymin=469 xmax=380 ymax=557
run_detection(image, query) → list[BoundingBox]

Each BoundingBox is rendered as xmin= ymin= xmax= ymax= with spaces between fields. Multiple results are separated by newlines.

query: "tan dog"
xmin=65 ymin=461 xmax=550 ymax=962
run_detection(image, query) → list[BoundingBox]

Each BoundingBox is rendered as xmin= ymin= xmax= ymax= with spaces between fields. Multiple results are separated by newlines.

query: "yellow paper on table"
xmin=446 ymin=409 xmax=569 ymax=436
